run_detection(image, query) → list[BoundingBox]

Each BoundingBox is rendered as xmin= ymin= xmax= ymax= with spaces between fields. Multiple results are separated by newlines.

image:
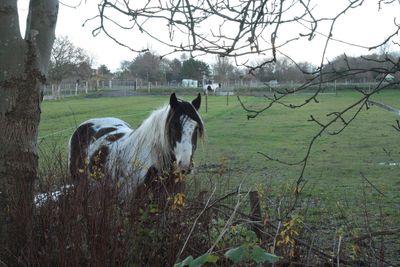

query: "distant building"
xmin=268 ymin=80 xmax=278 ymax=86
xmin=376 ymin=73 xmax=395 ymax=82
xmin=182 ymin=79 xmax=198 ymax=88
xmin=385 ymin=74 xmax=395 ymax=82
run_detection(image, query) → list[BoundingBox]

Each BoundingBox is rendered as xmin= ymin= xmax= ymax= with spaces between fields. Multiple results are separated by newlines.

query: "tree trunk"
xmin=0 ymin=55 xmax=42 ymax=264
xmin=0 ymin=0 xmax=58 ymax=263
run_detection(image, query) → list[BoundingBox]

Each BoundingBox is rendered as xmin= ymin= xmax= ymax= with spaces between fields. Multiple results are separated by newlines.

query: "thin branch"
xmin=176 ymin=186 xmax=216 ymax=260
xmin=351 ymin=228 xmax=400 ymax=243
xmin=59 ymin=0 xmax=82 ymax=9
xmin=360 ymin=172 xmax=386 ymax=197
xmin=207 ymin=185 xmax=249 ymax=253
xmin=393 ymin=119 xmax=400 ymax=131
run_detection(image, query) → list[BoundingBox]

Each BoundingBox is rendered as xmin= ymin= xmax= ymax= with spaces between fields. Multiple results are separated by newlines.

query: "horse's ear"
xmin=170 ymin=93 xmax=178 ymax=109
xmin=192 ymin=93 xmax=201 ymax=110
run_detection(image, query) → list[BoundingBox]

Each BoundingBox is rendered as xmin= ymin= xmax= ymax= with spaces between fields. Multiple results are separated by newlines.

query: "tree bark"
xmin=0 ymin=0 xmax=58 ymax=263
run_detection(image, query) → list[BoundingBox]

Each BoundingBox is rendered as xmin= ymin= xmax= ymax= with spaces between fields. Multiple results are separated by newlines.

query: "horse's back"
xmin=84 ymin=117 xmax=131 ymax=131
xmin=68 ymin=117 xmax=132 ymax=180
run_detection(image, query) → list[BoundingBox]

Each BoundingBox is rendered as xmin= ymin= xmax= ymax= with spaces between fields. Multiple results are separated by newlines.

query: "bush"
xmin=5 ymin=149 xmax=398 ymax=266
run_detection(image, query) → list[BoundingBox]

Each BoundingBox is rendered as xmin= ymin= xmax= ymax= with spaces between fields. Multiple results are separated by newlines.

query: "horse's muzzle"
xmin=177 ymin=161 xmax=193 ymax=174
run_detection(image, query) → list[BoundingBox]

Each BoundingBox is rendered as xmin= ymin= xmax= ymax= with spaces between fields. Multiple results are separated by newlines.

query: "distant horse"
xmin=68 ymin=93 xmax=204 ymax=197
xmin=203 ymin=83 xmax=220 ymax=95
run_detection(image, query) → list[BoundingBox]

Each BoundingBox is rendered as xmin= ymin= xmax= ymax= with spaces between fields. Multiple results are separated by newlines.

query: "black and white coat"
xmin=68 ymin=93 xmax=204 ymax=196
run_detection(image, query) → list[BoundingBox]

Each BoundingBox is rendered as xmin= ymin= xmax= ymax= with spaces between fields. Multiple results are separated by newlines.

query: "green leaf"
xmin=175 ymin=254 xmax=219 ymax=267
xmin=206 ymin=254 xmax=219 ymax=263
xmin=225 ymin=245 xmax=245 ymax=263
xmin=250 ymin=245 xmax=279 ymax=263
xmin=174 ymin=255 xmax=193 ymax=267
xmin=189 ymin=254 xmax=219 ymax=267
xmin=149 ymin=206 xmax=158 ymax=213
xmin=245 ymin=230 xmax=258 ymax=243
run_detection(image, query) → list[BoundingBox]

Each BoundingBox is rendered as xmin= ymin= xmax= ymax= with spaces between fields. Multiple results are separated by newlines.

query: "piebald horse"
xmin=68 ymin=93 xmax=204 ymax=197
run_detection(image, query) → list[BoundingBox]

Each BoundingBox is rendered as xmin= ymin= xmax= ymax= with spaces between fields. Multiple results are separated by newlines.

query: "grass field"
xmin=38 ymin=90 xmax=400 ymax=228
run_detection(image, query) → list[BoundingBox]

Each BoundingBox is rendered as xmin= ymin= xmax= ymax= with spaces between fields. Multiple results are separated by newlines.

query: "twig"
xmin=394 ymin=119 xmax=400 ymax=131
xmin=176 ymin=186 xmax=217 ymax=260
xmin=272 ymin=199 xmax=283 ymax=254
xmin=211 ymin=200 xmax=360 ymax=266
xmin=337 ymin=234 xmax=342 ymax=267
xmin=360 ymin=172 xmax=385 ymax=197
xmin=207 ymin=185 xmax=249 ymax=253
xmin=351 ymin=229 xmax=400 ymax=243
xmin=367 ymin=100 xmax=400 ymax=116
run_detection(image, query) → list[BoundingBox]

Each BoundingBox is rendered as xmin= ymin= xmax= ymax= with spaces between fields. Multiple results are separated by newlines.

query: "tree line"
xmin=50 ymin=36 xmax=399 ymax=88
xmin=49 ymin=37 xmax=400 ymax=88
xmin=115 ymin=53 xmax=210 ymax=83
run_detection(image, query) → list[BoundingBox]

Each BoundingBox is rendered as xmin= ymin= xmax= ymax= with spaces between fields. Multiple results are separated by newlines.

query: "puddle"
xmin=378 ymin=162 xmax=400 ymax=166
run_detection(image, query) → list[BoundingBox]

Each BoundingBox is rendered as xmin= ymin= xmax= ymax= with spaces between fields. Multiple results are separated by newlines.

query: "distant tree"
xmin=130 ymin=51 xmax=164 ymax=82
xmin=296 ymin=62 xmax=316 ymax=82
xmin=212 ymin=57 xmax=235 ymax=83
xmin=254 ymin=60 xmax=275 ymax=82
xmin=275 ymin=58 xmax=309 ymax=83
xmin=322 ymin=53 xmax=398 ymax=83
xmin=233 ymin=67 xmax=247 ymax=82
xmin=97 ymin=64 xmax=111 ymax=76
xmin=274 ymin=58 xmax=290 ymax=82
xmin=48 ymin=36 xmax=91 ymax=86
xmin=114 ymin=60 xmax=132 ymax=79
xmin=181 ymin=58 xmax=210 ymax=80
xmin=180 ymin=53 xmax=188 ymax=62
xmin=254 ymin=58 xmax=315 ymax=83
xmin=165 ymin=58 xmax=183 ymax=82
xmin=76 ymin=61 xmax=93 ymax=82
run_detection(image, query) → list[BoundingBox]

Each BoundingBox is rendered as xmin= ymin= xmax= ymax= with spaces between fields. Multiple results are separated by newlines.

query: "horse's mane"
xmin=128 ymin=105 xmax=172 ymax=172
xmin=123 ymin=100 xmax=205 ymax=176
xmin=67 ymin=95 xmax=205 ymax=200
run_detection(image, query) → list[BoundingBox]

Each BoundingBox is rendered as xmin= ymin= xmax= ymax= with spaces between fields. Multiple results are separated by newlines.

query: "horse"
xmin=68 ymin=93 xmax=204 ymax=198
xmin=203 ymin=83 xmax=220 ymax=95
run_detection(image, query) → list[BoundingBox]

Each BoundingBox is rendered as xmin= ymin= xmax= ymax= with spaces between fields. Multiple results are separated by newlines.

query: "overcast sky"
xmin=18 ymin=0 xmax=400 ymax=72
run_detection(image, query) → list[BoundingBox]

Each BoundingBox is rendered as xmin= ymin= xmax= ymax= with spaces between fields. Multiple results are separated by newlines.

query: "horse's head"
xmin=167 ymin=93 xmax=204 ymax=174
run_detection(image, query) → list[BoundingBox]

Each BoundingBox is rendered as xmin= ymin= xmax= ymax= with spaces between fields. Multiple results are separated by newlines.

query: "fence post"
xmin=249 ymin=191 xmax=263 ymax=240
xmin=57 ymin=84 xmax=61 ymax=99
xmin=205 ymin=94 xmax=208 ymax=113
xmin=292 ymin=81 xmax=295 ymax=96
xmin=335 ymin=80 xmax=337 ymax=96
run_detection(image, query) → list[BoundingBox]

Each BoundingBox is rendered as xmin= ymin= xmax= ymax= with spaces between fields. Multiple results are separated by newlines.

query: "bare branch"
xmin=360 ymin=172 xmax=386 ymax=197
xmin=393 ymin=119 xmax=400 ymax=131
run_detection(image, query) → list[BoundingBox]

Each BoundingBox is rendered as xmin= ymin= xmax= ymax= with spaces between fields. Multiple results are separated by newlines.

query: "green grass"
xmin=39 ymin=90 xmax=400 ymax=226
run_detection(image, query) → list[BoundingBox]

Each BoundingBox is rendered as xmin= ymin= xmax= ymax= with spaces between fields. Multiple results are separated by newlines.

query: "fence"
xmin=43 ymin=79 xmax=398 ymax=100
xmin=43 ymin=81 xmax=89 ymax=100
xmin=43 ymin=79 xmax=182 ymax=99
